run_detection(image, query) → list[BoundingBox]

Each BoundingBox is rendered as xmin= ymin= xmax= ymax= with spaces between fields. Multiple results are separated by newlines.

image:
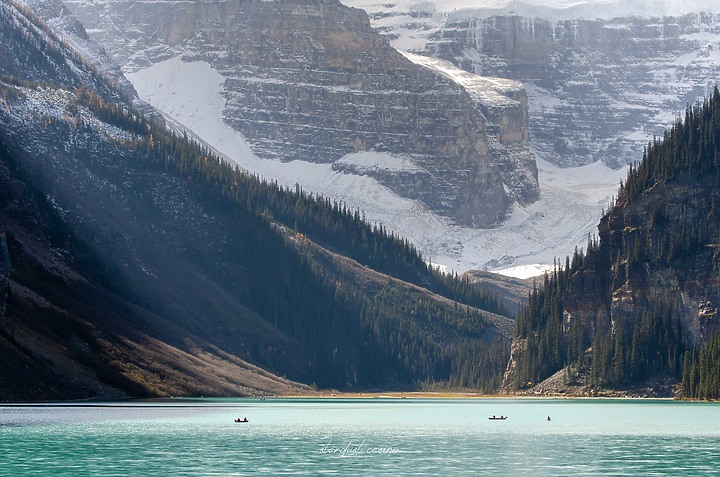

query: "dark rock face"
xmin=599 ymin=182 xmax=720 ymax=345
xmin=0 ymin=231 xmax=9 ymax=315
xmin=61 ymin=0 xmax=540 ymax=226
xmin=549 ymin=178 xmax=720 ymax=352
xmin=500 ymin=178 xmax=720 ymax=394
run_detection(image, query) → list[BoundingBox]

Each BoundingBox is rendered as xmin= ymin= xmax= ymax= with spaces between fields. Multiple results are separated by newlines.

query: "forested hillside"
xmin=0 ymin=0 xmax=511 ymax=400
xmin=506 ymin=89 xmax=720 ymax=398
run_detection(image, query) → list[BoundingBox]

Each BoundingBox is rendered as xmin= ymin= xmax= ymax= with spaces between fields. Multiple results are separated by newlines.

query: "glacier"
xmin=127 ymin=56 xmax=627 ymax=278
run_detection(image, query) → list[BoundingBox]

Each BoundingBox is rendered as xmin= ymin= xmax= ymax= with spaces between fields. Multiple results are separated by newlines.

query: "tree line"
xmin=76 ymin=86 xmax=510 ymax=318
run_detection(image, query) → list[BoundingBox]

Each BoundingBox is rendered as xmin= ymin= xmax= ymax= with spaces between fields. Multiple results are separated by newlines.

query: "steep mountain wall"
xmin=61 ymin=0 xmax=539 ymax=226
xmin=352 ymin=3 xmax=720 ymax=169
xmin=550 ymin=177 xmax=720 ymax=349
xmin=430 ymin=13 xmax=720 ymax=169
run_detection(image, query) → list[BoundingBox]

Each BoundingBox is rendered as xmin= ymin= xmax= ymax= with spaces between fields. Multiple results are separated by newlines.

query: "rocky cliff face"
xmin=351 ymin=3 xmax=720 ymax=169
xmin=61 ymin=0 xmax=539 ymax=226
xmin=551 ymin=174 xmax=720 ymax=347
xmin=598 ymin=181 xmax=720 ymax=345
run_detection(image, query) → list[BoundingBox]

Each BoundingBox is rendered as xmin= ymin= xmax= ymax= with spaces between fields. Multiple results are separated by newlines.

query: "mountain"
xmin=57 ymin=0 xmax=704 ymax=275
xmin=59 ymin=0 xmax=540 ymax=228
xmin=502 ymin=89 xmax=720 ymax=397
xmin=42 ymin=0 xmax=593 ymax=276
xmin=0 ymin=0 xmax=513 ymax=400
xmin=344 ymin=0 xmax=720 ymax=169
xmin=327 ymin=1 xmax=720 ymax=273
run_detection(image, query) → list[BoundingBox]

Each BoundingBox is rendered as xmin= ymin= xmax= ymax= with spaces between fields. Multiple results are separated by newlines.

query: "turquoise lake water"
xmin=1 ymin=398 xmax=719 ymax=476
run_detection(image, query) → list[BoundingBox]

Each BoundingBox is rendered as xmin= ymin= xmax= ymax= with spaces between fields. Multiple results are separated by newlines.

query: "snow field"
xmin=127 ymin=56 xmax=627 ymax=278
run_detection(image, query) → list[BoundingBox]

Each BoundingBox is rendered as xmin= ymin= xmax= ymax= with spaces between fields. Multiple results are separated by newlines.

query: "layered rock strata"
xmin=353 ymin=3 xmax=720 ymax=169
xmin=62 ymin=0 xmax=540 ymax=226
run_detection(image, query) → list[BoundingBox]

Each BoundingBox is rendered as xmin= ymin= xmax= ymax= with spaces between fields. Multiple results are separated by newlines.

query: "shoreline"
xmin=279 ymin=390 xmax=676 ymax=400
xmin=1 ymin=388 xmax=689 ymax=405
xmin=0 ymin=393 xmax=680 ymax=406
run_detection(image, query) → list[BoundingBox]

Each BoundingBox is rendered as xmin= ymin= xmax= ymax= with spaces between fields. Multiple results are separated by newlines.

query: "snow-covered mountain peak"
xmin=345 ymin=0 xmax=720 ymax=20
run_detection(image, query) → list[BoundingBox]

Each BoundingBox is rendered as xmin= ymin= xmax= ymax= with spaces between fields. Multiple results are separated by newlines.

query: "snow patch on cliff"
xmin=127 ymin=56 xmax=626 ymax=278
xmin=400 ymin=50 xmax=523 ymax=107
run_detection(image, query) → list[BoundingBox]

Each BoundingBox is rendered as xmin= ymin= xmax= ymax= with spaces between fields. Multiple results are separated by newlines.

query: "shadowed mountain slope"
xmin=0 ymin=0 xmax=512 ymax=400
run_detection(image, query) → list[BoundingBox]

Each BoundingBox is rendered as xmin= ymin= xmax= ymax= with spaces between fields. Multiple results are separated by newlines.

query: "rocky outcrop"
xmin=355 ymin=4 xmax=720 ymax=169
xmin=402 ymin=51 xmax=538 ymax=205
xmin=547 ymin=176 xmax=720 ymax=350
xmin=62 ymin=0 xmax=540 ymax=226
xmin=601 ymin=182 xmax=720 ymax=345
